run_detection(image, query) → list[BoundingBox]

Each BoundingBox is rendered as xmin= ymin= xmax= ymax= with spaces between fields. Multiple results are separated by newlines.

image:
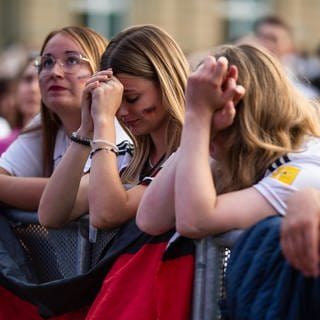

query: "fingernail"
xmin=218 ymin=56 xmax=228 ymax=64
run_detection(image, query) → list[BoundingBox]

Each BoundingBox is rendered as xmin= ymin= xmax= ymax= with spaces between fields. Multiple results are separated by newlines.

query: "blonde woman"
xmin=39 ymin=24 xmax=189 ymax=229
xmin=137 ymin=44 xmax=320 ymax=238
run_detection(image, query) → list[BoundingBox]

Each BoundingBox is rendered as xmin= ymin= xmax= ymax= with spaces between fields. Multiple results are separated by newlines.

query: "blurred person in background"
xmin=253 ymin=15 xmax=320 ymax=99
xmin=309 ymin=44 xmax=320 ymax=92
xmin=16 ymin=52 xmax=41 ymax=127
xmin=0 ymin=52 xmax=41 ymax=155
xmin=0 ymin=77 xmax=15 ymax=137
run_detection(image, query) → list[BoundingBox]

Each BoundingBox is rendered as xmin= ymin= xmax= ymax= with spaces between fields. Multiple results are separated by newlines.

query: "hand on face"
xmin=80 ymin=69 xmax=123 ymax=134
xmin=186 ymin=56 xmax=245 ymax=131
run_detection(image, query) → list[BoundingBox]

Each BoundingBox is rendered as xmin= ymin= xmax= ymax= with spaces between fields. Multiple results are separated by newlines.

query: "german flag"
xmin=86 ymin=226 xmax=195 ymax=319
xmin=0 ymin=216 xmax=194 ymax=319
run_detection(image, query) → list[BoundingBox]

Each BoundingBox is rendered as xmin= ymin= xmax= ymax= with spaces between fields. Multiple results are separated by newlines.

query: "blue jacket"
xmin=226 ymin=215 xmax=320 ymax=320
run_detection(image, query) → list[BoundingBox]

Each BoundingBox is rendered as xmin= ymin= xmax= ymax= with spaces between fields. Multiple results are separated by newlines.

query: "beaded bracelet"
xmin=71 ymin=131 xmax=92 ymax=146
xmin=90 ymin=147 xmax=118 ymax=159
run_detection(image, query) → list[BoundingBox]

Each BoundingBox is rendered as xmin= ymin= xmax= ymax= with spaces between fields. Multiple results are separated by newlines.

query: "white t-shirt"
xmin=0 ymin=117 xmax=11 ymax=139
xmin=254 ymin=137 xmax=320 ymax=215
xmin=0 ymin=114 xmax=132 ymax=176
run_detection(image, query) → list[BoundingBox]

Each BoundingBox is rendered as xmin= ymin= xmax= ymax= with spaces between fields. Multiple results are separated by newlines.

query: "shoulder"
xmin=24 ymin=113 xmax=41 ymax=130
xmin=117 ymin=140 xmax=134 ymax=156
xmin=298 ymin=136 xmax=320 ymax=154
xmin=263 ymin=136 xmax=320 ymax=176
xmin=19 ymin=114 xmax=42 ymax=140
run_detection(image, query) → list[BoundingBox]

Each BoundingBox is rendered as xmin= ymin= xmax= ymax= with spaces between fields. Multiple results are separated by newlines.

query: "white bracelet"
xmin=90 ymin=139 xmax=119 ymax=152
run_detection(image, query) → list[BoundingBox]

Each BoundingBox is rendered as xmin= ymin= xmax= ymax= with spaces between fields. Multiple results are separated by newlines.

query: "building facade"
xmin=0 ymin=0 xmax=319 ymax=58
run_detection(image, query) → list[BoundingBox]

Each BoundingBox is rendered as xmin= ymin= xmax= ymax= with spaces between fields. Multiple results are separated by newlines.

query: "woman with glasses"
xmin=0 ymin=25 xmax=131 ymax=320
xmin=0 ymin=26 xmax=129 ymax=213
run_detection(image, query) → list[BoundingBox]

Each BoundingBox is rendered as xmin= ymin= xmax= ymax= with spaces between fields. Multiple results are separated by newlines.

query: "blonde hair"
xmin=100 ymin=24 xmax=189 ymax=183
xmin=211 ymin=44 xmax=320 ymax=193
xmin=39 ymin=26 xmax=108 ymax=176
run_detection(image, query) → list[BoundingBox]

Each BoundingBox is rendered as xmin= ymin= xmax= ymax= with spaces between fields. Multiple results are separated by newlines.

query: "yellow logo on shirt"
xmin=271 ymin=166 xmax=300 ymax=185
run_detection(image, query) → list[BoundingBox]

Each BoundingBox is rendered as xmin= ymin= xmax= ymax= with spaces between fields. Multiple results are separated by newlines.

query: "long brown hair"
xmin=38 ymin=26 xmax=108 ymax=176
xmin=211 ymin=44 xmax=320 ymax=193
xmin=100 ymin=24 xmax=189 ymax=183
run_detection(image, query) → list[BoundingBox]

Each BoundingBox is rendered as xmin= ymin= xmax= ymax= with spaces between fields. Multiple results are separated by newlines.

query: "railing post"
xmin=192 ymin=231 xmax=243 ymax=320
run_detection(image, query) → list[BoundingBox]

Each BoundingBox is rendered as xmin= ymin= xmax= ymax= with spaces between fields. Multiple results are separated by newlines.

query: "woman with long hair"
xmin=0 ymin=26 xmax=127 ymax=214
xmin=137 ymin=44 xmax=320 ymax=238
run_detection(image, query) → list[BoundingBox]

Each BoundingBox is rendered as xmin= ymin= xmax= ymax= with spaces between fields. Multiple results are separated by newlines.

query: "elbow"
xmin=38 ymin=202 xmax=68 ymax=228
xmin=90 ymin=211 xmax=117 ymax=230
xmin=38 ymin=211 xmax=68 ymax=229
xmin=176 ymin=223 xmax=206 ymax=239
xmin=89 ymin=190 xmax=134 ymax=229
xmin=135 ymin=215 xmax=150 ymax=234
xmin=136 ymin=202 xmax=170 ymax=236
xmin=136 ymin=215 xmax=164 ymax=236
xmin=89 ymin=204 xmax=128 ymax=230
xmin=176 ymin=216 xmax=212 ymax=239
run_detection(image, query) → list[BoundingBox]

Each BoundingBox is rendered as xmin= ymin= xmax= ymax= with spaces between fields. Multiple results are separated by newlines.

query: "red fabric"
xmin=0 ymin=286 xmax=89 ymax=320
xmin=156 ymin=254 xmax=194 ymax=319
xmin=86 ymin=242 xmax=194 ymax=320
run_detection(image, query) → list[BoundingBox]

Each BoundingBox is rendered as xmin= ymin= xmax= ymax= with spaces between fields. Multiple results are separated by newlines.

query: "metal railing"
xmin=2 ymin=208 xmax=117 ymax=282
xmin=2 ymin=208 xmax=243 ymax=319
xmin=192 ymin=230 xmax=243 ymax=320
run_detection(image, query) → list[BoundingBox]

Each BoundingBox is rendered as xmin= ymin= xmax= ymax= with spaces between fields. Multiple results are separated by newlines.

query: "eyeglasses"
xmin=34 ymin=52 xmax=90 ymax=76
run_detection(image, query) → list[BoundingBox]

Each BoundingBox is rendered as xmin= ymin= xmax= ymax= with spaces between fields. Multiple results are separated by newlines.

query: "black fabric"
xmin=0 ymin=216 xmax=159 ymax=318
xmin=0 ymin=214 xmax=38 ymax=283
xmin=225 ymin=215 xmax=320 ymax=320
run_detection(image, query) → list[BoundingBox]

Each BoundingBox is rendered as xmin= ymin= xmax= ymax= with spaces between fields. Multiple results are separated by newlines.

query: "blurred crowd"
xmin=1 ymin=15 xmax=320 ymax=158
xmin=188 ymin=15 xmax=320 ymax=100
xmin=0 ymin=45 xmax=41 ymax=155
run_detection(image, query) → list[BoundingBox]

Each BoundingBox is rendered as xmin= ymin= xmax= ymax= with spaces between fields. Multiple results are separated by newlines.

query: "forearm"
xmin=89 ymin=150 xmax=127 ymax=228
xmin=136 ymin=153 xmax=177 ymax=235
xmin=175 ymin=112 xmax=216 ymax=238
xmin=0 ymin=173 xmax=48 ymax=210
xmin=38 ymin=143 xmax=90 ymax=227
xmin=89 ymin=117 xmax=131 ymax=228
xmin=69 ymin=174 xmax=90 ymax=221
